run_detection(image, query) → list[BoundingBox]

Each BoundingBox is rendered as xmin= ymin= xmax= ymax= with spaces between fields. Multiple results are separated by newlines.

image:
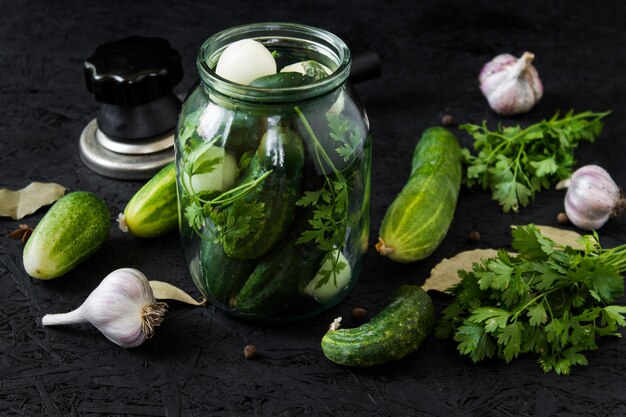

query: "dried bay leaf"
xmin=149 ymin=281 xmax=205 ymax=306
xmin=0 ymin=182 xmax=66 ymax=220
xmin=422 ymin=249 xmax=500 ymax=293
xmin=423 ymin=225 xmax=584 ymax=293
xmin=512 ymin=224 xmax=584 ymax=250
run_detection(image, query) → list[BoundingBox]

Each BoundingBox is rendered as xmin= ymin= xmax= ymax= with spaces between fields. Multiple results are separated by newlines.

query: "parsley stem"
xmin=294 ymin=107 xmax=344 ymax=181
xmin=208 ymin=170 xmax=273 ymax=207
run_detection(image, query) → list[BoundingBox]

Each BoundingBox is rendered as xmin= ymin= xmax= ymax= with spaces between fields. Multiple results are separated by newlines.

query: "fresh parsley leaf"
xmin=184 ymin=201 xmax=205 ymax=232
xmin=437 ymin=224 xmax=626 ymax=375
xmin=460 ymin=110 xmax=611 ymax=212
xmin=328 ymin=113 xmax=362 ymax=162
xmin=294 ymin=108 xmax=352 ymax=255
xmin=210 ymin=199 xmax=265 ymax=247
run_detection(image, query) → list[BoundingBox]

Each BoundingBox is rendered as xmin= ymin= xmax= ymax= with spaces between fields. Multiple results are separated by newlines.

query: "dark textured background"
xmin=2 ymin=1 xmax=626 ymax=416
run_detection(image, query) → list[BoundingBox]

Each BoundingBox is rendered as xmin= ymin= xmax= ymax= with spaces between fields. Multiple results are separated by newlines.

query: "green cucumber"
xmin=250 ymin=72 xmax=316 ymax=88
xmin=23 ymin=191 xmax=110 ymax=279
xmin=222 ymin=124 xmax=305 ymax=259
xmin=321 ymin=285 xmax=435 ymax=367
xmin=120 ymin=162 xmax=178 ymax=238
xmin=376 ymin=127 xmax=462 ymax=263
xmin=197 ymin=238 xmax=257 ymax=305
xmin=234 ymin=210 xmax=326 ymax=316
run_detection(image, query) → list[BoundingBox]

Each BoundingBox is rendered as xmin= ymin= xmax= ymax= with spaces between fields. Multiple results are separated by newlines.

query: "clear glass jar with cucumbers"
xmin=176 ymin=23 xmax=372 ymax=321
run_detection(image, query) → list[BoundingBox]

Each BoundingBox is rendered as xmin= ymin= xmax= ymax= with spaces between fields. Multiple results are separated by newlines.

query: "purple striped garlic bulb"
xmin=479 ymin=52 xmax=543 ymax=116
xmin=42 ymin=268 xmax=167 ymax=348
xmin=558 ymin=165 xmax=625 ymax=230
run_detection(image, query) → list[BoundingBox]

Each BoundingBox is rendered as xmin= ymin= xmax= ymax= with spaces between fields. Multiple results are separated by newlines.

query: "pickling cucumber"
xmin=321 ymin=285 xmax=435 ymax=367
xmin=23 ymin=191 xmax=110 ymax=279
xmin=250 ymin=72 xmax=316 ymax=88
xmin=197 ymin=238 xmax=257 ymax=305
xmin=120 ymin=162 xmax=178 ymax=238
xmin=376 ymin=127 xmax=462 ymax=263
xmin=234 ymin=209 xmax=326 ymax=316
xmin=222 ymin=123 xmax=305 ymax=259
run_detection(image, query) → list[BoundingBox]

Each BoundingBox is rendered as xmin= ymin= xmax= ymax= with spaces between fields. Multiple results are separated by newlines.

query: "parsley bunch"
xmin=460 ymin=110 xmax=610 ymax=212
xmin=436 ymin=225 xmax=626 ymax=375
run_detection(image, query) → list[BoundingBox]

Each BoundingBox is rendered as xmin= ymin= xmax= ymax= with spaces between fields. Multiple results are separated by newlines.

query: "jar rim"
xmin=197 ymin=22 xmax=351 ymax=103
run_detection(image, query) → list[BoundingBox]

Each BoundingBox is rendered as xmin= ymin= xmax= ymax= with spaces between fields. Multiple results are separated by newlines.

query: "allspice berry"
xmin=352 ymin=307 xmax=367 ymax=322
xmin=557 ymin=212 xmax=569 ymax=224
xmin=243 ymin=344 xmax=257 ymax=359
xmin=441 ymin=114 xmax=455 ymax=126
xmin=468 ymin=230 xmax=481 ymax=243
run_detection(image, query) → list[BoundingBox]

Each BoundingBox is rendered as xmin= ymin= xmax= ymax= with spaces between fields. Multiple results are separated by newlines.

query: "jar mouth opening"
xmin=197 ymin=22 xmax=351 ymax=104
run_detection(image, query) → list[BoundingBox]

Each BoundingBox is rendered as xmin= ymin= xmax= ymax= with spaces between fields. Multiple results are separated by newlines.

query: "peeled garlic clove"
xmin=41 ymin=268 xmax=168 ymax=348
xmin=215 ymin=39 xmax=276 ymax=85
xmin=562 ymin=165 xmax=625 ymax=230
xmin=479 ymin=52 xmax=543 ymax=116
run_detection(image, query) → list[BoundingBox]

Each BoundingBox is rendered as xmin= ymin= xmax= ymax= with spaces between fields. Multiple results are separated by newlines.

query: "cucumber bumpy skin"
xmin=377 ymin=127 xmax=462 ymax=263
xmin=120 ymin=162 xmax=178 ymax=238
xmin=222 ymin=124 xmax=305 ymax=260
xmin=23 ymin=191 xmax=110 ymax=279
xmin=321 ymin=285 xmax=435 ymax=367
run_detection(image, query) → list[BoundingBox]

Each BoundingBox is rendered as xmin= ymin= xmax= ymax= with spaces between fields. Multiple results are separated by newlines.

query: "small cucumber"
xmin=222 ymin=123 xmax=305 ymax=259
xmin=250 ymin=72 xmax=316 ymax=88
xmin=23 ymin=191 xmax=110 ymax=279
xmin=377 ymin=127 xmax=462 ymax=263
xmin=197 ymin=238 xmax=257 ymax=305
xmin=321 ymin=285 xmax=435 ymax=367
xmin=120 ymin=162 xmax=178 ymax=238
xmin=234 ymin=210 xmax=326 ymax=317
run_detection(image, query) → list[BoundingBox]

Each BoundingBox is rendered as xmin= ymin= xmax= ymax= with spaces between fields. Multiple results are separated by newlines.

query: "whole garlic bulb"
xmin=558 ymin=165 xmax=625 ymax=230
xmin=479 ymin=52 xmax=543 ymax=116
xmin=42 ymin=268 xmax=168 ymax=348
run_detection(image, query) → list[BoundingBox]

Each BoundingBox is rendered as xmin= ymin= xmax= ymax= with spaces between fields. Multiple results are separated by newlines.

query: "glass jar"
xmin=176 ymin=22 xmax=371 ymax=321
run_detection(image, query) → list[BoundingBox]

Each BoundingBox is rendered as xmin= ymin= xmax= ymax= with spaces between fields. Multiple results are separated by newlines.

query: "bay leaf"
xmin=422 ymin=249 xmax=500 ymax=293
xmin=0 ymin=182 xmax=66 ymax=220
xmin=512 ymin=224 xmax=584 ymax=250
xmin=149 ymin=281 xmax=205 ymax=306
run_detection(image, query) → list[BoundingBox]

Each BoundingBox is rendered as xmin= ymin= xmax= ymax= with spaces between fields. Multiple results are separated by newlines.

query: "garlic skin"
xmin=42 ymin=268 xmax=167 ymax=348
xmin=479 ymin=52 xmax=543 ymax=116
xmin=561 ymin=165 xmax=625 ymax=230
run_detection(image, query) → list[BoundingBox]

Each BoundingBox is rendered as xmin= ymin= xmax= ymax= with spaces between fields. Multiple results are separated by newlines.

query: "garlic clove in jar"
xmin=41 ymin=268 xmax=167 ymax=348
xmin=479 ymin=52 xmax=543 ymax=116
xmin=215 ymin=39 xmax=277 ymax=85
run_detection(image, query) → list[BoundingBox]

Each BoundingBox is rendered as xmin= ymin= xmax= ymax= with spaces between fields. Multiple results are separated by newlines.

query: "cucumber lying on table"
xmin=377 ymin=127 xmax=462 ymax=263
xmin=321 ymin=285 xmax=435 ymax=367
xmin=119 ymin=162 xmax=179 ymax=238
xmin=23 ymin=191 xmax=110 ymax=279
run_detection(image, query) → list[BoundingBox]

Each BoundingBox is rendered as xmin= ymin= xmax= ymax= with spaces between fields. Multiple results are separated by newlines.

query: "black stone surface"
xmin=1 ymin=1 xmax=626 ymax=416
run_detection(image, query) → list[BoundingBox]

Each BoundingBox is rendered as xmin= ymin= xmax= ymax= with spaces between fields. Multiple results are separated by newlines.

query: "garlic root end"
xmin=140 ymin=302 xmax=168 ymax=340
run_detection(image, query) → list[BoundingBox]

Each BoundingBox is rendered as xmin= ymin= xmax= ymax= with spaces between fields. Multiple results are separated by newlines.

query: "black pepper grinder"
xmin=79 ymin=36 xmax=183 ymax=179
